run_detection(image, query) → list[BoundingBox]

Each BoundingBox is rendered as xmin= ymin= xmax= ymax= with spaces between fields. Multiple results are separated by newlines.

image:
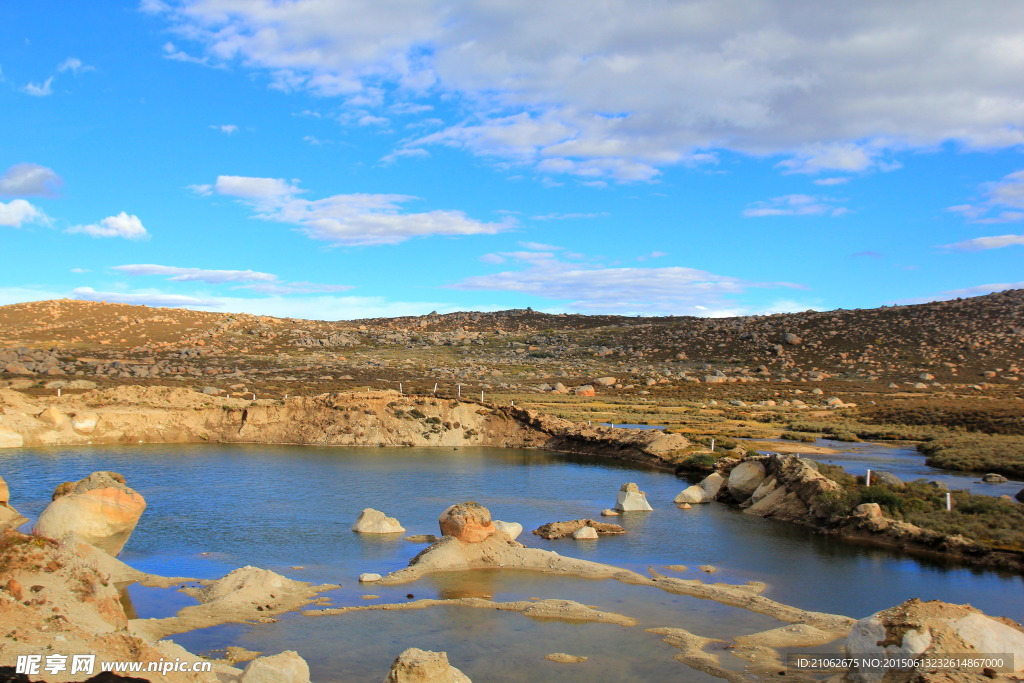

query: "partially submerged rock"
xmin=614 ymin=482 xmax=653 ymax=511
xmin=0 ymin=475 xmax=27 ymax=532
xmin=239 ymin=650 xmax=311 ymax=683
xmin=983 ymin=472 xmax=1009 ymax=483
xmin=439 ymin=501 xmax=495 ymax=542
xmin=845 ymin=598 xmax=1024 ymax=680
xmin=532 ymin=519 xmax=625 ymax=539
xmin=572 ymin=526 xmax=598 ymax=540
xmin=493 ymin=519 xmax=523 ymax=540
xmin=33 ymin=470 xmax=146 ymax=555
xmin=545 ymin=653 xmax=588 ymax=664
xmin=727 ymin=461 xmax=766 ymax=502
xmin=384 ymin=647 xmax=471 ymax=683
xmin=353 ymin=507 xmax=406 ymax=534
xmin=674 ymin=472 xmax=725 ymax=504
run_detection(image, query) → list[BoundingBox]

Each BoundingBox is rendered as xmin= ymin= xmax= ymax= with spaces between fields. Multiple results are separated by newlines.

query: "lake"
xmin=2 ymin=444 xmax=1022 ymax=682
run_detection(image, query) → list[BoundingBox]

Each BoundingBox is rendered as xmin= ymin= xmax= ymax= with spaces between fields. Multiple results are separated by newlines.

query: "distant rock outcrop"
xmin=33 ymin=471 xmax=145 ymax=556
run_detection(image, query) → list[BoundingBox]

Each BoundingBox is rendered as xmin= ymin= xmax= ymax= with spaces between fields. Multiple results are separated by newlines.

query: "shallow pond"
xmin=2 ymin=444 xmax=1023 ymax=681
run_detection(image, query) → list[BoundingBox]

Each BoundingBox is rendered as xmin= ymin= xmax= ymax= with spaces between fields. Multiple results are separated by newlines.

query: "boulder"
xmin=384 ymin=647 xmax=471 ymax=683
xmin=573 ymin=385 xmax=596 ymax=397
xmin=1017 ymin=488 xmax=1024 ymax=503
xmin=439 ymin=502 xmax=495 ymax=543
xmin=0 ymin=475 xmax=27 ymax=532
xmin=593 ymin=377 xmax=617 ymax=387
xmin=240 ymin=650 xmax=311 ymax=683
xmin=614 ymin=482 xmax=653 ymax=511
xmin=853 ymin=503 xmax=883 ymax=518
xmin=673 ymin=485 xmax=707 ymax=504
xmin=783 ymin=333 xmax=802 ymax=345
xmin=33 ymin=471 xmax=146 ymax=556
xmin=600 ymin=509 xmax=620 ymax=516
xmin=675 ymin=471 xmax=726 ymax=504
xmin=727 ymin=461 xmax=767 ymax=502
xmin=845 ymin=599 xmax=1024 ymax=679
xmin=352 ymin=508 xmax=406 ymax=534
xmin=982 ymin=472 xmax=1009 ymax=483
xmin=359 ymin=573 xmax=383 ymax=583
xmin=492 ymin=520 xmax=523 ymax=541
xmin=572 ymin=526 xmax=598 ymax=540
xmin=532 ymin=519 xmax=625 ymax=539
xmin=871 ymin=470 xmax=904 ymax=488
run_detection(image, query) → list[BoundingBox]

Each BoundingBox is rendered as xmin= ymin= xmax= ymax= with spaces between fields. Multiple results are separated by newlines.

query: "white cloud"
xmin=891 ymin=281 xmax=1024 ymax=305
xmin=211 ymin=124 xmax=239 ymax=134
xmin=149 ymin=0 xmax=1024 ymax=180
xmin=70 ymin=268 xmax=90 ymax=274
xmin=517 ymin=241 xmax=563 ymax=251
xmin=69 ymin=286 xmax=461 ymax=319
xmin=197 ymin=174 xmax=510 ymax=246
xmin=940 ymin=234 xmax=1024 ymax=251
xmin=813 ymin=177 xmax=851 ymax=186
xmin=0 ymin=163 xmax=62 ymax=197
xmin=111 ymin=263 xmax=354 ymax=294
xmin=112 ymin=264 xmax=277 ymax=283
xmin=452 ymin=250 xmax=802 ymax=315
xmin=530 ymin=213 xmax=607 ymax=221
xmin=72 ymin=287 xmax=219 ymax=308
xmin=950 ymin=170 xmax=1024 ymax=223
xmin=743 ymin=194 xmax=849 ymax=218
xmin=57 ymin=58 xmax=90 ymax=74
xmin=211 ymin=175 xmax=301 ymax=200
xmin=23 ymin=77 xmax=54 ymax=97
xmin=67 ymin=212 xmax=150 ymax=240
xmin=0 ymin=199 xmax=48 ymax=228
xmin=21 ymin=57 xmax=91 ymax=97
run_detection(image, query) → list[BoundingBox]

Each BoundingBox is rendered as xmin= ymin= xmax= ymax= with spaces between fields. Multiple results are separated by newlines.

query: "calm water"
xmin=2 ymin=444 xmax=1022 ymax=682
xmin=781 ymin=438 xmax=1024 ymax=498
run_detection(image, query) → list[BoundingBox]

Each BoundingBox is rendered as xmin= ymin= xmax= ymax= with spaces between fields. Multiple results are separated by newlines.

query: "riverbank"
xmin=0 ymin=386 xmax=688 ymax=471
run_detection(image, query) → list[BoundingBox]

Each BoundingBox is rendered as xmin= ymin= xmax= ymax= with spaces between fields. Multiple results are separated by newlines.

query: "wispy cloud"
xmin=111 ymin=263 xmax=354 ymax=294
xmin=939 ymin=234 xmax=1024 ymax=251
xmin=193 ymin=174 xmax=511 ymax=246
xmin=891 ymin=281 xmax=1024 ymax=305
xmin=0 ymin=163 xmax=62 ymax=197
xmin=742 ymin=194 xmax=849 ymax=218
xmin=211 ymin=124 xmax=239 ymax=135
xmin=949 ymin=170 xmax=1024 ymax=223
xmin=21 ymin=57 xmax=91 ymax=96
xmin=453 ymin=250 xmax=804 ymax=315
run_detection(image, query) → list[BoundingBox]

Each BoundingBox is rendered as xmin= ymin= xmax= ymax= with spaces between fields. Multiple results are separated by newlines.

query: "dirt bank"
xmin=0 ymin=386 xmax=688 ymax=468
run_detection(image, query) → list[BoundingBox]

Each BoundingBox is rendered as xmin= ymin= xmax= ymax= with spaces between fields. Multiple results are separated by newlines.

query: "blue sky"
xmin=2 ymin=1 xmax=1023 ymax=320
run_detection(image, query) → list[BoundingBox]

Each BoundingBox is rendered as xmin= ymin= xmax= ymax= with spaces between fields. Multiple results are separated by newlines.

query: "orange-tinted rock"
xmin=438 ymin=502 xmax=496 ymax=543
xmin=34 ymin=471 xmax=145 ymax=556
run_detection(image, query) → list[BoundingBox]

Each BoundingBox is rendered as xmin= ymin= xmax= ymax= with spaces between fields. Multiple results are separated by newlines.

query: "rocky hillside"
xmin=0 ymin=291 xmax=1021 ymax=400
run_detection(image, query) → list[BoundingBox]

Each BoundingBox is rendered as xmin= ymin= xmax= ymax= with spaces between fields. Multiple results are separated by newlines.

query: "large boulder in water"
xmin=845 ymin=598 xmax=1024 ymax=680
xmin=352 ymin=508 xmax=406 ymax=534
xmin=674 ymin=472 xmax=726 ymax=504
xmin=33 ymin=471 xmax=145 ymax=556
xmin=727 ymin=461 xmax=766 ymax=502
xmin=439 ymin=502 xmax=495 ymax=543
xmin=1016 ymin=488 xmax=1024 ymax=503
xmin=0 ymin=475 xmax=27 ymax=532
xmin=614 ymin=482 xmax=653 ymax=511
xmin=384 ymin=647 xmax=471 ymax=683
